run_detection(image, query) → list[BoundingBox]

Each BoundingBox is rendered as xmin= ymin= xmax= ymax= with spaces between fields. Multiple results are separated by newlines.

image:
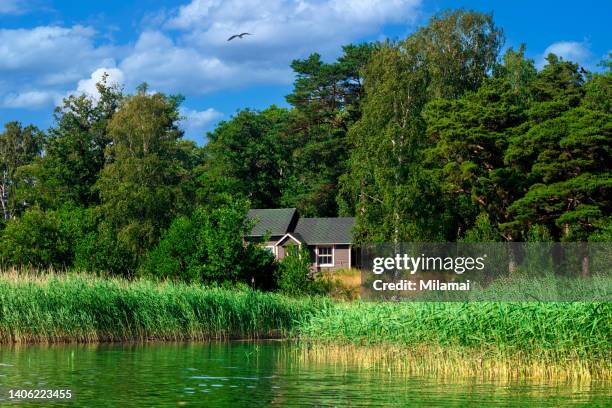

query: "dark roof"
xmin=293 ymin=217 xmax=355 ymax=244
xmin=247 ymin=208 xmax=297 ymax=236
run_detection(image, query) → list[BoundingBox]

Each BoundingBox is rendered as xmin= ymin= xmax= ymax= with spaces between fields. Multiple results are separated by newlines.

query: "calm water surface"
xmin=0 ymin=341 xmax=609 ymax=407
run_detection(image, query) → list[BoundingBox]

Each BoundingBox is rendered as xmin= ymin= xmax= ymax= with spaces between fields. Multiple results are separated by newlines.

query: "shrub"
xmin=0 ymin=206 xmax=91 ymax=268
xmin=73 ymin=221 xmax=135 ymax=277
xmin=461 ymin=213 xmax=500 ymax=242
xmin=276 ymin=245 xmax=316 ymax=296
xmin=141 ymin=198 xmax=277 ymax=288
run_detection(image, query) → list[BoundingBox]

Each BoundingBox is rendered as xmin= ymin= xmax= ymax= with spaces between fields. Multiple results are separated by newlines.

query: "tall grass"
xmin=0 ymin=270 xmax=326 ymax=343
xmin=298 ymin=301 xmax=610 ymax=357
xmin=296 ymin=301 xmax=611 ymax=379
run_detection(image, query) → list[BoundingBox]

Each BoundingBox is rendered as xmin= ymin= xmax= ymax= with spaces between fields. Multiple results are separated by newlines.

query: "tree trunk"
xmin=580 ymin=242 xmax=590 ymax=278
xmin=581 ymin=255 xmax=590 ymax=277
xmin=508 ymin=241 xmax=521 ymax=275
xmin=0 ymin=180 xmax=9 ymax=221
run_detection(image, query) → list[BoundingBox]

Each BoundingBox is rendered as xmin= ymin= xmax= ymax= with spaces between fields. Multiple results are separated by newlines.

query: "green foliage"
xmin=461 ymin=213 xmax=501 ymax=242
xmin=0 ymin=206 xmax=91 ymax=268
xmin=276 ymin=245 xmax=316 ymax=296
xmin=72 ymin=221 xmax=134 ymax=276
xmin=343 ymin=9 xmax=504 ymax=242
xmin=22 ymin=74 xmax=122 ymax=209
xmin=286 ymin=44 xmax=372 ymax=126
xmin=423 ymin=72 xmax=531 ymax=238
xmin=582 ymin=55 xmax=611 ymax=113
xmin=495 ymin=45 xmax=537 ymax=97
xmin=525 ymin=224 xmax=553 ymax=242
xmin=142 ymin=197 xmax=277 ymax=288
xmin=529 ymin=54 xmax=585 ymax=107
xmin=589 ymin=217 xmax=612 ymax=242
xmin=199 ymin=107 xmax=290 ymax=208
xmin=95 ymin=92 xmax=191 ymax=272
xmin=282 ymin=44 xmax=372 ymax=216
xmin=409 ymin=9 xmax=504 ymax=99
xmin=0 ymin=122 xmax=44 ymax=221
xmin=503 ymin=58 xmax=611 ymax=240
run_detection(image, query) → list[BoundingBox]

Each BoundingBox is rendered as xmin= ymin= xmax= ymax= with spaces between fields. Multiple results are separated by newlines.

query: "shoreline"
xmin=1 ymin=271 xmax=610 ymax=380
xmin=2 ymin=338 xmax=610 ymax=382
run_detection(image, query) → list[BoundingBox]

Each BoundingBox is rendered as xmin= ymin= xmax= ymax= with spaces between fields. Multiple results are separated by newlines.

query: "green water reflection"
xmin=0 ymin=342 xmax=609 ymax=407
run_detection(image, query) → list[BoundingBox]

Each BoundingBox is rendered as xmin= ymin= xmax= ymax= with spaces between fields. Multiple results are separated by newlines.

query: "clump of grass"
xmin=0 ymin=270 xmax=327 ymax=343
xmin=315 ymin=268 xmax=362 ymax=300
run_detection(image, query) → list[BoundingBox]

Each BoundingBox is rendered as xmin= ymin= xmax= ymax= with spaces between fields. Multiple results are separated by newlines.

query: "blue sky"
xmin=1 ymin=0 xmax=610 ymax=144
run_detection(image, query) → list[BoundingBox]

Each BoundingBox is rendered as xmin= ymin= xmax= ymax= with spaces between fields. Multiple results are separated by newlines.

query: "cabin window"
xmin=264 ymin=246 xmax=275 ymax=255
xmin=317 ymin=246 xmax=333 ymax=266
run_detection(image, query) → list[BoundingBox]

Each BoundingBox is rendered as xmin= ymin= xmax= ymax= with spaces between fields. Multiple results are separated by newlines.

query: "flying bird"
xmin=227 ymin=32 xmax=252 ymax=41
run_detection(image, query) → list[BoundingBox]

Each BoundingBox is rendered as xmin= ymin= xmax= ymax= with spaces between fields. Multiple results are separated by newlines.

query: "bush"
xmin=140 ymin=215 xmax=197 ymax=280
xmin=589 ymin=217 xmax=612 ymax=242
xmin=141 ymin=198 xmax=277 ymax=288
xmin=0 ymin=206 xmax=91 ymax=268
xmin=73 ymin=221 xmax=135 ymax=277
xmin=461 ymin=213 xmax=500 ymax=242
xmin=276 ymin=245 xmax=316 ymax=296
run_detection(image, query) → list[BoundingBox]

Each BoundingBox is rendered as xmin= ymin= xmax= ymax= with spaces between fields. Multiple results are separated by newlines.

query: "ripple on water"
xmin=0 ymin=342 xmax=608 ymax=407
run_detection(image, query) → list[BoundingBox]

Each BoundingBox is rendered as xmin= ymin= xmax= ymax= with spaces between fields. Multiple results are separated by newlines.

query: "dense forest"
xmin=0 ymin=10 xmax=610 ymax=283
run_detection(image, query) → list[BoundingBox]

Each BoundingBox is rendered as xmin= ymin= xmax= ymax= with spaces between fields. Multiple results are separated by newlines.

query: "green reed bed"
xmin=0 ymin=271 xmax=326 ymax=343
xmin=296 ymin=301 xmax=611 ymax=379
xmin=297 ymin=301 xmax=612 ymax=361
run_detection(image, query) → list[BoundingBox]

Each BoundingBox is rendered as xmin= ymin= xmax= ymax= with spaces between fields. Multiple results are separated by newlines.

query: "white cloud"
xmin=0 ymin=25 xmax=114 ymax=75
xmin=165 ymin=0 xmax=220 ymax=29
xmin=0 ymin=25 xmax=119 ymax=109
xmin=120 ymin=31 xmax=231 ymax=93
xmin=168 ymin=0 xmax=420 ymax=31
xmin=151 ymin=0 xmax=422 ymax=92
xmin=73 ymin=67 xmax=125 ymax=99
xmin=2 ymin=90 xmax=61 ymax=108
xmin=540 ymin=41 xmax=593 ymax=69
xmin=0 ymin=0 xmax=423 ymax=126
xmin=119 ymin=30 xmax=291 ymax=94
xmin=167 ymin=0 xmax=420 ymax=58
xmin=180 ymin=107 xmax=223 ymax=136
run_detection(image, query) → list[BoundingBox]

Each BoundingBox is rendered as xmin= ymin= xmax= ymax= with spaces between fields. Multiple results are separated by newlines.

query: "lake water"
xmin=0 ymin=342 xmax=609 ymax=407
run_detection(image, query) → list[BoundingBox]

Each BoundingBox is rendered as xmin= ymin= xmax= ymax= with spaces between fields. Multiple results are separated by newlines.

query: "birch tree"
xmin=342 ymin=10 xmax=503 ymax=243
xmin=0 ymin=122 xmax=44 ymax=222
